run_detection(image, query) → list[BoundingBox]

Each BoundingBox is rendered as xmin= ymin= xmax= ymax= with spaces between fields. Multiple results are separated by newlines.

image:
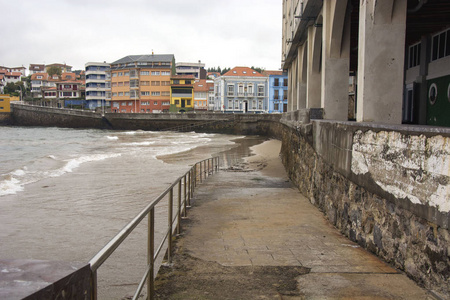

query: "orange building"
xmin=109 ymin=54 xmax=175 ymax=113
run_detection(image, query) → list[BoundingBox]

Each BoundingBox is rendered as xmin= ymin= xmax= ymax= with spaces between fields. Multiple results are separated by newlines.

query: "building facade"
xmin=170 ymin=75 xmax=194 ymax=113
xmin=29 ymin=64 xmax=45 ymax=75
xmin=193 ymin=79 xmax=213 ymax=111
xmin=265 ymin=70 xmax=288 ymax=113
xmin=214 ymin=67 xmax=268 ymax=113
xmin=176 ymin=61 xmax=206 ymax=79
xmin=282 ymin=0 xmax=450 ymax=126
xmin=85 ymin=62 xmax=110 ymax=111
xmin=109 ymin=54 xmax=175 ymax=113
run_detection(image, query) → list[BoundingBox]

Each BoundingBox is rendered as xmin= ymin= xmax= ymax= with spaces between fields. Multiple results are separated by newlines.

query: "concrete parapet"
xmin=279 ymin=119 xmax=450 ymax=295
xmin=0 ymin=259 xmax=91 ymax=299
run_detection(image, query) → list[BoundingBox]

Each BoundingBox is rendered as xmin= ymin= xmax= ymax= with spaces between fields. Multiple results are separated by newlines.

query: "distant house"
xmin=214 ymin=66 xmax=268 ymax=113
xmin=170 ymin=75 xmax=195 ymax=113
xmin=264 ymin=70 xmax=288 ymax=113
xmin=31 ymin=72 xmax=84 ymax=107
xmin=46 ymin=63 xmax=72 ymax=73
xmin=193 ymin=79 xmax=213 ymax=111
xmin=176 ymin=62 xmax=206 ymax=79
xmin=29 ymin=64 xmax=45 ymax=75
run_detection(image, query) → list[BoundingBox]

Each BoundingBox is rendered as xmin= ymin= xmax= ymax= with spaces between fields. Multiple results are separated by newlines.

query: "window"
xmin=141 ymin=91 xmax=150 ymax=96
xmin=151 ymin=81 xmax=160 ymax=86
xmin=118 ymin=72 xmax=123 ymax=76
xmin=121 ymin=102 xmax=126 ymax=106
xmin=151 ymin=71 xmax=160 ymax=75
xmin=112 ymin=73 xmax=117 ymax=77
xmin=112 ymin=82 xmax=117 ymax=87
xmin=154 ymin=101 xmax=158 ymax=105
xmin=37 ymin=75 xmax=43 ymax=79
xmin=118 ymin=92 xmax=123 ymax=96
xmin=257 ymin=85 xmax=264 ymax=97
xmin=124 ymin=72 xmax=129 ymax=76
xmin=238 ymin=84 xmax=244 ymax=95
xmin=113 ymin=93 xmax=118 ymax=97
xmin=173 ymin=79 xmax=180 ymax=84
xmin=258 ymin=100 xmax=263 ymax=109
xmin=112 ymin=102 xmax=119 ymax=107
xmin=141 ymin=81 xmax=150 ymax=86
xmin=274 ymin=78 xmax=279 ymax=86
xmin=141 ymin=101 xmax=150 ymax=105
xmin=234 ymin=100 xmax=239 ymax=109
xmin=274 ymin=90 xmax=279 ymax=100
xmin=274 ymin=103 xmax=279 ymax=111
xmin=161 ymin=81 xmax=170 ymax=86
xmin=161 ymin=71 xmax=171 ymax=76
xmin=162 ymin=101 xmax=170 ymax=105
xmin=124 ymin=81 xmax=129 ymax=86
xmin=118 ymin=82 xmax=124 ymax=87
xmin=408 ymin=43 xmax=421 ymax=68
xmin=227 ymin=85 xmax=234 ymax=96
xmin=186 ymin=100 xmax=191 ymax=105
xmin=228 ymin=99 xmax=233 ymax=108
xmin=185 ymin=80 xmax=191 ymax=84
xmin=161 ymin=91 xmax=170 ymax=96
xmin=283 ymin=79 xmax=288 ymax=86
xmin=431 ymin=29 xmax=450 ymax=61
xmin=175 ymin=100 xmax=180 ymax=105
xmin=152 ymin=91 xmax=160 ymax=96
xmin=125 ymin=92 xmax=130 ymax=96
xmin=141 ymin=71 xmax=150 ymax=75
xmin=128 ymin=102 xmax=133 ymax=106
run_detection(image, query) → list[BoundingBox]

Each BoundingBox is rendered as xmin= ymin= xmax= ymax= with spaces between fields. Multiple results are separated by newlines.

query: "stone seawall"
xmin=0 ymin=112 xmax=12 ymax=125
xmin=279 ymin=114 xmax=450 ymax=296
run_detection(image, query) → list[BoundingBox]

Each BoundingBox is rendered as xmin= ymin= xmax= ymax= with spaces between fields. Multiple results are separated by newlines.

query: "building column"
xmin=292 ymin=55 xmax=298 ymax=111
xmin=321 ymin=0 xmax=350 ymax=120
xmin=357 ymin=0 xmax=407 ymax=124
xmin=288 ymin=66 xmax=294 ymax=112
xmin=297 ymin=44 xmax=307 ymax=110
xmin=306 ymin=24 xmax=322 ymax=109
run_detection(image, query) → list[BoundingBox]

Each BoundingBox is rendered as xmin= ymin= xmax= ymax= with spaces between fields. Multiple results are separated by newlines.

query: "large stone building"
xmin=109 ymin=54 xmax=175 ymax=113
xmin=282 ymin=0 xmax=450 ymax=126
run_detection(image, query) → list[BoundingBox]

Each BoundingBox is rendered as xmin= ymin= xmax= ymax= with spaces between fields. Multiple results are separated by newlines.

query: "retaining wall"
xmin=279 ymin=112 xmax=450 ymax=295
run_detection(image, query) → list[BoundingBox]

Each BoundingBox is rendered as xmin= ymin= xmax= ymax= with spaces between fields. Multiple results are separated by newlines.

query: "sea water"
xmin=0 ymin=126 xmax=264 ymax=298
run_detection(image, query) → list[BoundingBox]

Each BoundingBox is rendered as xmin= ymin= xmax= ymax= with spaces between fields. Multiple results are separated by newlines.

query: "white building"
xmin=85 ymin=62 xmax=110 ymax=111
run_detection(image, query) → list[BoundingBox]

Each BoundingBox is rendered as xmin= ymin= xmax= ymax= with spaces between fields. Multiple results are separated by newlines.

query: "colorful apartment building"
xmin=109 ymin=54 xmax=175 ymax=113
xmin=0 ymin=94 xmax=11 ymax=112
xmin=264 ymin=70 xmax=288 ymax=113
xmin=193 ymin=79 xmax=213 ymax=111
xmin=213 ymin=67 xmax=268 ymax=113
xmin=170 ymin=75 xmax=194 ymax=113
xmin=85 ymin=62 xmax=110 ymax=111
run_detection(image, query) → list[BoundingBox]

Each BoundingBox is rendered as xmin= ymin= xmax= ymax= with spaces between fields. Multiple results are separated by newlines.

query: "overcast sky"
xmin=1 ymin=0 xmax=282 ymax=73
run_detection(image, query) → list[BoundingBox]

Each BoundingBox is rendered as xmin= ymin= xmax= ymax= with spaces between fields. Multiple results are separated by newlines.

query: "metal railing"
xmin=89 ymin=156 xmax=220 ymax=300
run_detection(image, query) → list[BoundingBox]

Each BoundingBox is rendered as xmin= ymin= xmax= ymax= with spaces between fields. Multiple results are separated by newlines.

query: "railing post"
xmin=148 ymin=208 xmax=155 ymax=300
xmin=91 ymin=270 xmax=97 ymax=300
xmin=200 ymin=161 xmax=203 ymax=183
xmin=168 ymin=188 xmax=173 ymax=263
xmin=188 ymin=170 xmax=191 ymax=206
xmin=183 ymin=175 xmax=187 ymax=217
xmin=208 ymin=158 xmax=210 ymax=177
xmin=177 ymin=180 xmax=181 ymax=235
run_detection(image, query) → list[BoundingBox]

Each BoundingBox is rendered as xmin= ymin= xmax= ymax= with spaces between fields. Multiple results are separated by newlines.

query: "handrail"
xmin=88 ymin=156 xmax=220 ymax=300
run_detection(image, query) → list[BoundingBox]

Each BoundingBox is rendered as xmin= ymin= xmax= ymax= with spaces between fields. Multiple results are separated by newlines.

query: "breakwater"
xmin=7 ymin=103 xmax=450 ymax=296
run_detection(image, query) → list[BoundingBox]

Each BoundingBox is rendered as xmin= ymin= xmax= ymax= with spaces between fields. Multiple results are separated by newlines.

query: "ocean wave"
xmin=122 ymin=141 xmax=156 ymax=146
xmin=0 ymin=177 xmax=24 ymax=196
xmin=0 ymin=153 xmax=122 ymax=197
xmin=106 ymin=136 xmax=119 ymax=140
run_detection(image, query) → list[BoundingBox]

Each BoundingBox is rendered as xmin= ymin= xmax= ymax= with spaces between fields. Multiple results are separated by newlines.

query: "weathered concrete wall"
xmin=0 ymin=112 xmax=13 ymax=125
xmin=11 ymin=103 xmax=107 ymax=129
xmin=279 ymin=114 xmax=450 ymax=295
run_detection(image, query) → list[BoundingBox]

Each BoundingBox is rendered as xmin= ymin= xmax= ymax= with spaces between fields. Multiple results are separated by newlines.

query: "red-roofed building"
xmin=213 ymin=67 xmax=269 ymax=113
xmin=193 ymin=79 xmax=214 ymax=111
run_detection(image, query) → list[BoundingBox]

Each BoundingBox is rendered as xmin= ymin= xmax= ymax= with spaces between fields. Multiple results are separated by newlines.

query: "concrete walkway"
xmin=154 ymin=140 xmax=438 ymax=299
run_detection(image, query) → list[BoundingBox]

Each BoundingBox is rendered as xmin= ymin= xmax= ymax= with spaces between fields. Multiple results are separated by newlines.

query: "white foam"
xmin=122 ymin=141 xmax=156 ymax=146
xmin=0 ymin=177 xmax=24 ymax=196
xmin=106 ymin=136 xmax=119 ymax=140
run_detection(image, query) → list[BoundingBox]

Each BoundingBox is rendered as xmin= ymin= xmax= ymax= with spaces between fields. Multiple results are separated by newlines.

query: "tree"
xmin=47 ymin=66 xmax=62 ymax=77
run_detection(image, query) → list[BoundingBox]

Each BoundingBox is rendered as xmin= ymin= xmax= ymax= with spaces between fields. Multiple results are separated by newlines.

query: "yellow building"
xmin=0 ymin=94 xmax=11 ymax=112
xmin=109 ymin=54 xmax=175 ymax=113
xmin=170 ymin=75 xmax=194 ymax=113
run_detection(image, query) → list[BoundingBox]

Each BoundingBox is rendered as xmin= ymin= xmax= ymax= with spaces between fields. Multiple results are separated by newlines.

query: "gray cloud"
xmin=1 ymin=0 xmax=281 ymax=71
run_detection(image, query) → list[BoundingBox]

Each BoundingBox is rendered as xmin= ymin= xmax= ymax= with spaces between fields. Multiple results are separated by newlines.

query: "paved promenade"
xmin=154 ymin=140 xmax=438 ymax=299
